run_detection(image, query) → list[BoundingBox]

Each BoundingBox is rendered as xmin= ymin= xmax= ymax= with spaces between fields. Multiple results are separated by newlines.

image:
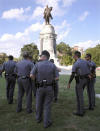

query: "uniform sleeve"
xmin=72 ymin=62 xmax=78 ymax=73
xmin=30 ymin=64 xmax=38 ymax=76
xmin=91 ymin=62 xmax=96 ymax=73
xmin=68 ymin=62 xmax=78 ymax=84
xmin=93 ymin=62 xmax=96 ymax=69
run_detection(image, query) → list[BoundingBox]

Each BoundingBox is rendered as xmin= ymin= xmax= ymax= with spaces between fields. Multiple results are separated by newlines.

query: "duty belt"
xmin=18 ymin=76 xmax=30 ymax=79
xmin=5 ymin=73 xmax=16 ymax=77
xmin=37 ymin=80 xmax=53 ymax=88
xmin=80 ymin=74 xmax=89 ymax=79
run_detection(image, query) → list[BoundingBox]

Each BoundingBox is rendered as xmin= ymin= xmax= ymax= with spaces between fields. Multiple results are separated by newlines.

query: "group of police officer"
xmin=0 ymin=50 xmax=59 ymax=128
xmin=67 ymin=51 xmax=96 ymax=116
xmin=0 ymin=50 xmax=96 ymax=128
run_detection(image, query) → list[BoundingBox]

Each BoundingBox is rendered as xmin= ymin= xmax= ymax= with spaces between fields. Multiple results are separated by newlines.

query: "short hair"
xmin=22 ymin=52 xmax=29 ymax=59
xmin=50 ymin=59 xmax=54 ymax=63
xmin=74 ymin=51 xmax=81 ymax=58
xmin=8 ymin=55 xmax=13 ymax=60
xmin=86 ymin=53 xmax=92 ymax=59
xmin=41 ymin=50 xmax=50 ymax=59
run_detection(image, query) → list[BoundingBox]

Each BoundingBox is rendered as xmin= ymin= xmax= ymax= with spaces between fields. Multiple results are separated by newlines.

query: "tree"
xmin=86 ymin=44 xmax=100 ymax=66
xmin=0 ymin=53 xmax=8 ymax=64
xmin=58 ymin=55 xmax=73 ymax=65
xmin=56 ymin=42 xmax=72 ymax=56
xmin=56 ymin=42 xmax=73 ymax=65
xmin=21 ymin=43 xmax=39 ymax=62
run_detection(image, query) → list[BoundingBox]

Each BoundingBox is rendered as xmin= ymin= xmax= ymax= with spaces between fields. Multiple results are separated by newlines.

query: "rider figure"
xmin=43 ymin=5 xmax=53 ymax=25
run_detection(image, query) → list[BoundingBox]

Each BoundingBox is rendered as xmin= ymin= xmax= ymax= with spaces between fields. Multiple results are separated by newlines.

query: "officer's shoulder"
xmin=13 ymin=60 xmax=17 ymax=64
xmin=79 ymin=59 xmax=87 ymax=64
xmin=36 ymin=61 xmax=42 ymax=65
xmin=73 ymin=60 xmax=79 ymax=65
xmin=91 ymin=61 xmax=96 ymax=67
xmin=84 ymin=59 xmax=90 ymax=64
xmin=91 ymin=61 xmax=96 ymax=64
xmin=48 ymin=60 xmax=54 ymax=65
xmin=49 ymin=61 xmax=56 ymax=68
xmin=33 ymin=62 xmax=40 ymax=68
xmin=73 ymin=59 xmax=83 ymax=67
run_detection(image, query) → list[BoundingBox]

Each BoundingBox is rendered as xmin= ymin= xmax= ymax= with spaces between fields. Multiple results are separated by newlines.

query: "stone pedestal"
xmin=40 ymin=24 xmax=59 ymax=65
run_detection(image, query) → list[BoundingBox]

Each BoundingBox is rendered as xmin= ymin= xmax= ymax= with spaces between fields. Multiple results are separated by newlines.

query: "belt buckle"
xmin=43 ymin=80 xmax=47 ymax=82
xmin=43 ymin=80 xmax=47 ymax=87
xmin=22 ymin=76 xmax=26 ymax=79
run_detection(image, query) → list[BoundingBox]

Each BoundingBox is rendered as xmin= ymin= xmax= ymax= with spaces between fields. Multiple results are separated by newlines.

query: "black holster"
xmin=5 ymin=73 xmax=17 ymax=78
xmin=75 ymin=76 xmax=80 ymax=83
xmin=37 ymin=80 xmax=53 ymax=88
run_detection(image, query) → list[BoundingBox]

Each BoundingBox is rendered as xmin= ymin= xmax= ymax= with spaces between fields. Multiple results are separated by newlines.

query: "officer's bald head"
xmin=8 ymin=55 xmax=13 ymax=60
xmin=40 ymin=50 xmax=50 ymax=60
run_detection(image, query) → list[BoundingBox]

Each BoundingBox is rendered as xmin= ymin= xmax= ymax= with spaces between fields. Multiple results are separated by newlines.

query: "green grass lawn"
xmin=0 ymin=75 xmax=100 ymax=131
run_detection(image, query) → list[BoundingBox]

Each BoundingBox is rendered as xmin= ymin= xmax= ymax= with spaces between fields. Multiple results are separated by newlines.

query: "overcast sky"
xmin=0 ymin=0 xmax=100 ymax=57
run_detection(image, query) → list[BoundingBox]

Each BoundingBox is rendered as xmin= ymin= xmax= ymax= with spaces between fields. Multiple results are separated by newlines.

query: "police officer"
xmin=85 ymin=53 xmax=96 ymax=109
xmin=1 ymin=55 xmax=16 ymax=104
xmin=50 ymin=59 xmax=61 ymax=102
xmin=67 ymin=51 xmax=91 ymax=116
xmin=15 ymin=52 xmax=33 ymax=113
xmin=30 ymin=50 xmax=59 ymax=128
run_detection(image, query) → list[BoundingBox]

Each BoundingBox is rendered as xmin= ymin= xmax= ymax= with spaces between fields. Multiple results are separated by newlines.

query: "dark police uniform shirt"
xmin=28 ymin=60 xmax=34 ymax=67
xmin=30 ymin=60 xmax=59 ymax=83
xmin=72 ymin=59 xmax=91 ymax=76
xmin=89 ymin=61 xmax=96 ymax=72
xmin=15 ymin=59 xmax=33 ymax=77
xmin=2 ymin=60 xmax=16 ymax=75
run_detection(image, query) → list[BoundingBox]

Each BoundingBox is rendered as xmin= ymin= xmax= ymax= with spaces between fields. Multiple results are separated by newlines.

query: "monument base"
xmin=40 ymin=24 xmax=59 ymax=65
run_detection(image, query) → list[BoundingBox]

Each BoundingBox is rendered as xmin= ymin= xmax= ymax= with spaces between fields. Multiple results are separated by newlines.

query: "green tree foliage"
xmin=86 ymin=44 xmax=100 ymax=66
xmin=56 ymin=42 xmax=72 ymax=55
xmin=0 ymin=53 xmax=8 ymax=64
xmin=56 ymin=42 xmax=73 ymax=65
xmin=21 ymin=43 xmax=39 ymax=62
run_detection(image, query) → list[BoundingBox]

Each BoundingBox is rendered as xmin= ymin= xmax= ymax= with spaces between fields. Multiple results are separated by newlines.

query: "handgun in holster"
xmin=75 ymin=76 xmax=80 ymax=83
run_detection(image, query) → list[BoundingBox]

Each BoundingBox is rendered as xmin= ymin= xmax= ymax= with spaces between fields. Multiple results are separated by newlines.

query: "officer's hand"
xmin=88 ymin=74 xmax=92 ymax=79
xmin=67 ymin=83 xmax=71 ymax=89
xmin=30 ymin=74 xmax=35 ymax=80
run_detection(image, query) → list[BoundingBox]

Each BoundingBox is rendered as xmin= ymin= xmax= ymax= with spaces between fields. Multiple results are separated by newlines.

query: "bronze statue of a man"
xmin=43 ymin=5 xmax=53 ymax=25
